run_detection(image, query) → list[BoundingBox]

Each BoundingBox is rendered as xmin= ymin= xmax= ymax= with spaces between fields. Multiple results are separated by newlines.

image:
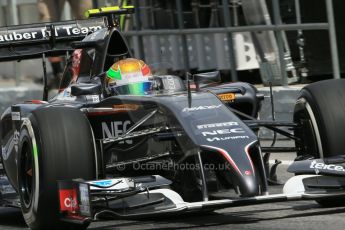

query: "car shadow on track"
xmin=88 ymin=204 xmax=345 ymax=230
xmin=0 ymin=208 xmax=26 ymax=228
xmin=0 ymin=204 xmax=343 ymax=230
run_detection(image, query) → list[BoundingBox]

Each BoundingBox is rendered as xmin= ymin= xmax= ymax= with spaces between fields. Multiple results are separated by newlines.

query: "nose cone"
xmin=201 ymin=145 xmax=260 ymax=197
xmin=238 ymin=173 xmax=260 ymax=197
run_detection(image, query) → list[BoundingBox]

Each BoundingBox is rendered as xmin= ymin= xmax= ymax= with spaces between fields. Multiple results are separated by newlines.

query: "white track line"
xmin=269 ymin=160 xmax=293 ymax=166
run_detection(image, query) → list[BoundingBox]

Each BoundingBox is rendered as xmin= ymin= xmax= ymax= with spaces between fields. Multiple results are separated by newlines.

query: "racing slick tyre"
xmin=293 ymin=79 xmax=345 ymax=207
xmin=18 ymin=107 xmax=96 ymax=230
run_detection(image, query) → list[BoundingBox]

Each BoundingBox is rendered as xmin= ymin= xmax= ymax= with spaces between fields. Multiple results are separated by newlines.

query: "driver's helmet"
xmin=106 ymin=58 xmax=153 ymax=95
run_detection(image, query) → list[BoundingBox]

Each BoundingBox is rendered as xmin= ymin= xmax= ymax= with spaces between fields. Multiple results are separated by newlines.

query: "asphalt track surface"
xmin=1 ymin=142 xmax=345 ymax=230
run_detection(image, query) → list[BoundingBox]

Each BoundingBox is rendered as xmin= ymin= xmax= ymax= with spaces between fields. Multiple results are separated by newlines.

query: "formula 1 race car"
xmin=1 ymin=5 xmax=345 ymax=230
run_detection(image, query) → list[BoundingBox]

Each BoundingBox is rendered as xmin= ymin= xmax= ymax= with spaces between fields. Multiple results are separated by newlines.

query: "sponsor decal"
xmin=86 ymin=95 xmax=100 ymax=103
xmin=206 ymin=136 xmax=250 ymax=142
xmin=91 ymin=180 xmax=114 ymax=187
xmin=3 ymin=131 xmax=20 ymax=160
xmin=197 ymin=122 xmax=239 ymax=130
xmin=113 ymin=104 xmax=140 ymax=111
xmin=59 ymin=189 xmax=78 ymax=212
xmin=1 ymin=130 xmax=20 ymax=160
xmin=0 ymin=25 xmax=103 ymax=43
xmin=202 ymin=128 xmax=245 ymax=136
xmin=102 ymin=120 xmax=132 ymax=144
xmin=60 ymin=25 xmax=102 ymax=37
xmin=13 ymin=131 xmax=19 ymax=153
xmin=64 ymin=197 xmax=77 ymax=208
xmin=199 ymin=123 xmax=248 ymax=142
xmin=310 ymin=160 xmax=345 ymax=172
xmin=56 ymin=88 xmax=77 ymax=101
xmin=79 ymin=184 xmax=91 ymax=216
xmin=79 ymin=184 xmax=89 ymax=204
xmin=0 ymin=31 xmax=39 ymax=42
xmin=11 ymin=112 xmax=20 ymax=121
xmin=218 ymin=93 xmax=236 ymax=102
xmin=165 ymin=76 xmax=176 ymax=90
xmin=182 ymin=105 xmax=222 ymax=112
xmin=89 ymin=178 xmax=134 ymax=191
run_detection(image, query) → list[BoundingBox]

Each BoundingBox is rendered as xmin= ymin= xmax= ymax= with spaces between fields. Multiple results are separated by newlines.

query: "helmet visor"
xmin=111 ymin=81 xmax=153 ymax=96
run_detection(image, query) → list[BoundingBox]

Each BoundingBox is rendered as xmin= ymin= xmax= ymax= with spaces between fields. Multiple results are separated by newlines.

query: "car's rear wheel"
xmin=294 ymin=79 xmax=345 ymax=206
xmin=18 ymin=107 xmax=96 ymax=230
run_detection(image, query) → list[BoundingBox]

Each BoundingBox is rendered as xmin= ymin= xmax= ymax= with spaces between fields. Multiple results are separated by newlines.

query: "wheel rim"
xmin=304 ymin=101 xmax=324 ymax=158
xmin=20 ymin=142 xmax=34 ymax=208
xmin=295 ymin=98 xmax=323 ymax=158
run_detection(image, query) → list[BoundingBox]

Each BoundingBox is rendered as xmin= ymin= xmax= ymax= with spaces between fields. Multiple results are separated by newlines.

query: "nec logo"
xmin=182 ymin=105 xmax=222 ymax=112
xmin=202 ymin=128 xmax=245 ymax=136
xmin=102 ymin=121 xmax=132 ymax=144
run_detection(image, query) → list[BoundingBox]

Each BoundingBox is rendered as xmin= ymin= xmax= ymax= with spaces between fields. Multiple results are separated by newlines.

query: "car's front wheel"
xmin=18 ymin=106 xmax=96 ymax=230
xmin=294 ymin=79 xmax=345 ymax=207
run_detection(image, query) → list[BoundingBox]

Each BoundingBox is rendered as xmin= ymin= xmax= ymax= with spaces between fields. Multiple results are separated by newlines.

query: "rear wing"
xmin=0 ymin=18 xmax=107 ymax=62
xmin=0 ymin=5 xmax=135 ymax=62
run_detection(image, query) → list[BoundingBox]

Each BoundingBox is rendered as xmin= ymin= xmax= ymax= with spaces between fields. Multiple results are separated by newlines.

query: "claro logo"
xmin=59 ymin=189 xmax=78 ymax=211
xmin=64 ymin=197 xmax=77 ymax=208
xmin=182 ymin=105 xmax=222 ymax=112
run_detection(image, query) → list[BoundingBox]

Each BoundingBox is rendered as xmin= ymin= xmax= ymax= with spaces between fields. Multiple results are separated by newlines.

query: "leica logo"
xmin=310 ymin=161 xmax=345 ymax=172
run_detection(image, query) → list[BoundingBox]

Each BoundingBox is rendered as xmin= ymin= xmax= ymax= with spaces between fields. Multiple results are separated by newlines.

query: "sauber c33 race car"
xmin=1 ymin=6 xmax=345 ymax=230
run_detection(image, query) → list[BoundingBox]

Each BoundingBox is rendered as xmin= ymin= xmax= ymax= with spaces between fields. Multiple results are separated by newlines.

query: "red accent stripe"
xmin=202 ymin=145 xmax=243 ymax=176
xmin=86 ymin=110 xmax=130 ymax=116
xmin=245 ymin=142 xmax=256 ymax=176
xmin=25 ymin=100 xmax=47 ymax=104
xmin=141 ymin=65 xmax=150 ymax=76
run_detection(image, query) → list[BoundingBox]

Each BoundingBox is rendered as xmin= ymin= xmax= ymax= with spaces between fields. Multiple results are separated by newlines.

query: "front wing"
xmin=57 ymin=174 xmax=345 ymax=224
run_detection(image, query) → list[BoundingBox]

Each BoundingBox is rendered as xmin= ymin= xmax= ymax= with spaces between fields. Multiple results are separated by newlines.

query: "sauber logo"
xmin=0 ymin=26 xmax=103 ymax=43
xmin=310 ymin=160 xmax=345 ymax=172
xmin=102 ymin=121 xmax=132 ymax=144
xmin=182 ymin=105 xmax=222 ymax=112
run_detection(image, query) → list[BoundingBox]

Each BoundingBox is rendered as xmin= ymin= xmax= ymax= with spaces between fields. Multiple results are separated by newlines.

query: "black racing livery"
xmin=1 ymin=5 xmax=345 ymax=230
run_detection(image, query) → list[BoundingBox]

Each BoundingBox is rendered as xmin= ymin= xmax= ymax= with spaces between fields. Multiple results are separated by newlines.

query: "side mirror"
xmin=71 ymin=83 xmax=102 ymax=96
xmin=194 ymin=71 xmax=221 ymax=89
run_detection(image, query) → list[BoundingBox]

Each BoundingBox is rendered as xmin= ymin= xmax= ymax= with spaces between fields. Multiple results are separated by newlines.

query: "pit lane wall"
xmin=0 ymin=83 xmax=302 ymax=139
